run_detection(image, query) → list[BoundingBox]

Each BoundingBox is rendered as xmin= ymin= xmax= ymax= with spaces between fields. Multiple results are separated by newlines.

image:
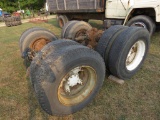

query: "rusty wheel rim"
xmin=30 ymin=38 xmax=51 ymax=52
xmin=58 ymin=66 xmax=97 ymax=106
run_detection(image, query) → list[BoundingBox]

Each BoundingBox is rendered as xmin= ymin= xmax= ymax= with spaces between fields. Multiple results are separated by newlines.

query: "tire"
xmin=21 ymin=29 xmax=57 ymax=68
xmin=21 ymin=30 xmax=57 ymax=59
xmin=10 ymin=17 xmax=15 ymax=26
xmin=18 ymin=21 xmax=22 ymax=25
xmin=61 ymin=20 xmax=78 ymax=38
xmin=39 ymin=39 xmax=79 ymax=60
xmin=5 ymin=17 xmax=13 ymax=27
xmin=96 ymin=25 xmax=128 ymax=70
xmin=63 ymin=21 xmax=92 ymax=44
xmin=5 ymin=21 xmax=11 ymax=27
xmin=57 ymin=15 xmax=69 ymax=28
xmin=126 ymin=15 xmax=156 ymax=36
xmin=30 ymin=44 xmax=105 ymax=116
xmin=19 ymin=27 xmax=57 ymax=55
xmin=108 ymin=27 xmax=150 ymax=80
xmin=13 ymin=17 xmax=19 ymax=26
xmin=30 ymin=40 xmax=80 ymax=84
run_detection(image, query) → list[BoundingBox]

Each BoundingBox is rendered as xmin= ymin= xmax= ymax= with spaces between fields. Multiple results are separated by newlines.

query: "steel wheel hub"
xmin=58 ymin=66 xmax=97 ymax=106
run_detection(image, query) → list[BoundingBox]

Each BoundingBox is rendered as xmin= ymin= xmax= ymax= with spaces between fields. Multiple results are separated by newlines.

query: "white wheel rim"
xmin=58 ymin=66 xmax=97 ymax=106
xmin=126 ymin=40 xmax=145 ymax=71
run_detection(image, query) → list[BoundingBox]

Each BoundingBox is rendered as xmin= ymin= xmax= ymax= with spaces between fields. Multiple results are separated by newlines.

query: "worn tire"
xmin=30 ymin=40 xmax=79 ymax=84
xmin=5 ymin=21 xmax=11 ymax=27
xmin=126 ymin=15 xmax=156 ymax=36
xmin=108 ymin=27 xmax=150 ymax=80
xmin=39 ymin=39 xmax=79 ymax=60
xmin=4 ymin=17 xmax=13 ymax=27
xmin=19 ymin=27 xmax=57 ymax=55
xmin=57 ymin=15 xmax=69 ymax=28
xmin=96 ymin=25 xmax=128 ymax=70
xmin=63 ymin=21 xmax=92 ymax=41
xmin=30 ymin=44 xmax=105 ymax=116
xmin=21 ymin=29 xmax=57 ymax=68
xmin=61 ymin=20 xmax=79 ymax=38
xmin=21 ymin=29 xmax=57 ymax=58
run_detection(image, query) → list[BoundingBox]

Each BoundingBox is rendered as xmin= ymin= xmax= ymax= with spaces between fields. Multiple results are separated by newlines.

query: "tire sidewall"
xmin=116 ymin=33 xmax=149 ymax=79
xmin=42 ymin=57 xmax=104 ymax=115
xmin=126 ymin=15 xmax=155 ymax=35
xmin=22 ymin=31 xmax=57 ymax=54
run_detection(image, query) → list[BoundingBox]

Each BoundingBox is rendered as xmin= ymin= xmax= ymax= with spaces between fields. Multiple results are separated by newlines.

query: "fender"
xmin=123 ymin=3 xmax=160 ymax=25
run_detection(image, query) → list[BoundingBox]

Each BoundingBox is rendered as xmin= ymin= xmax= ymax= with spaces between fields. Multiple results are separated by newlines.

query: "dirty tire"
xmin=18 ymin=21 xmax=22 ymax=25
xmin=126 ymin=15 xmax=155 ymax=36
xmin=63 ymin=21 xmax=92 ymax=40
xmin=57 ymin=15 xmax=69 ymax=28
xmin=4 ymin=17 xmax=13 ymax=27
xmin=30 ymin=45 xmax=105 ymax=116
xmin=21 ymin=29 xmax=57 ymax=68
xmin=30 ymin=40 xmax=80 ymax=84
xmin=20 ymin=27 xmax=57 ymax=55
xmin=61 ymin=20 xmax=79 ymax=38
xmin=39 ymin=39 xmax=80 ymax=60
xmin=5 ymin=21 xmax=11 ymax=27
xmin=108 ymin=27 xmax=150 ymax=80
xmin=96 ymin=25 xmax=128 ymax=70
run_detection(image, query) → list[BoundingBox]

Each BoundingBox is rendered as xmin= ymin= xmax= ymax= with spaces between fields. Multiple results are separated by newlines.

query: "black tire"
xmin=96 ymin=25 xmax=128 ymax=70
xmin=61 ymin=20 xmax=79 ymax=38
xmin=126 ymin=15 xmax=156 ymax=36
xmin=30 ymin=44 xmax=105 ymax=116
xmin=63 ymin=21 xmax=92 ymax=43
xmin=39 ymin=39 xmax=79 ymax=60
xmin=57 ymin=15 xmax=69 ymax=28
xmin=19 ymin=27 xmax=57 ymax=55
xmin=108 ymin=27 xmax=150 ymax=80
xmin=30 ymin=40 xmax=80 ymax=83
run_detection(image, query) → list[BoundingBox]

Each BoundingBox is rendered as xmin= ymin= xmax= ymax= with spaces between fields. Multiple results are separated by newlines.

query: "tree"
xmin=0 ymin=0 xmax=45 ymax=13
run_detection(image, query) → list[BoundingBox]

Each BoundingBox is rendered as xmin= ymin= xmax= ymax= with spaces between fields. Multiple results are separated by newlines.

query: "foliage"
xmin=0 ymin=0 xmax=45 ymax=13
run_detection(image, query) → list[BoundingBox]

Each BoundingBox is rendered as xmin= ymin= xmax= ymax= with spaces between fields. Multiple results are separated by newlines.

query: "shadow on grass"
xmin=27 ymin=76 xmax=49 ymax=120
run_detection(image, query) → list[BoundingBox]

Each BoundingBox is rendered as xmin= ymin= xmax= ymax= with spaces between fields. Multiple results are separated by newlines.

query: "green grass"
xmin=0 ymin=18 xmax=160 ymax=120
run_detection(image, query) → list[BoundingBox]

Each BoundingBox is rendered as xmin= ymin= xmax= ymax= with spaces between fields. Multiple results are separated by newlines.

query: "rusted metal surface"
xmin=30 ymin=38 xmax=51 ymax=52
xmin=86 ymin=28 xmax=103 ymax=49
xmin=25 ymin=38 xmax=51 ymax=61
xmin=75 ymin=28 xmax=104 ymax=49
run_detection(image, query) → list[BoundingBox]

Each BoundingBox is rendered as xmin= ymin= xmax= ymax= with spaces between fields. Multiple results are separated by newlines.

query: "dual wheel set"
xmin=4 ymin=16 xmax=22 ymax=27
xmin=19 ymin=21 xmax=150 ymax=116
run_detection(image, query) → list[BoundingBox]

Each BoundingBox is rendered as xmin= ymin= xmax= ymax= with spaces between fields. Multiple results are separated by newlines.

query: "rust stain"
xmin=86 ymin=28 xmax=104 ymax=49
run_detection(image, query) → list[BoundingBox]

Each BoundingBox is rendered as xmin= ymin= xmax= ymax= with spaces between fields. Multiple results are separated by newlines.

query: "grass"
xmin=0 ymin=18 xmax=160 ymax=120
